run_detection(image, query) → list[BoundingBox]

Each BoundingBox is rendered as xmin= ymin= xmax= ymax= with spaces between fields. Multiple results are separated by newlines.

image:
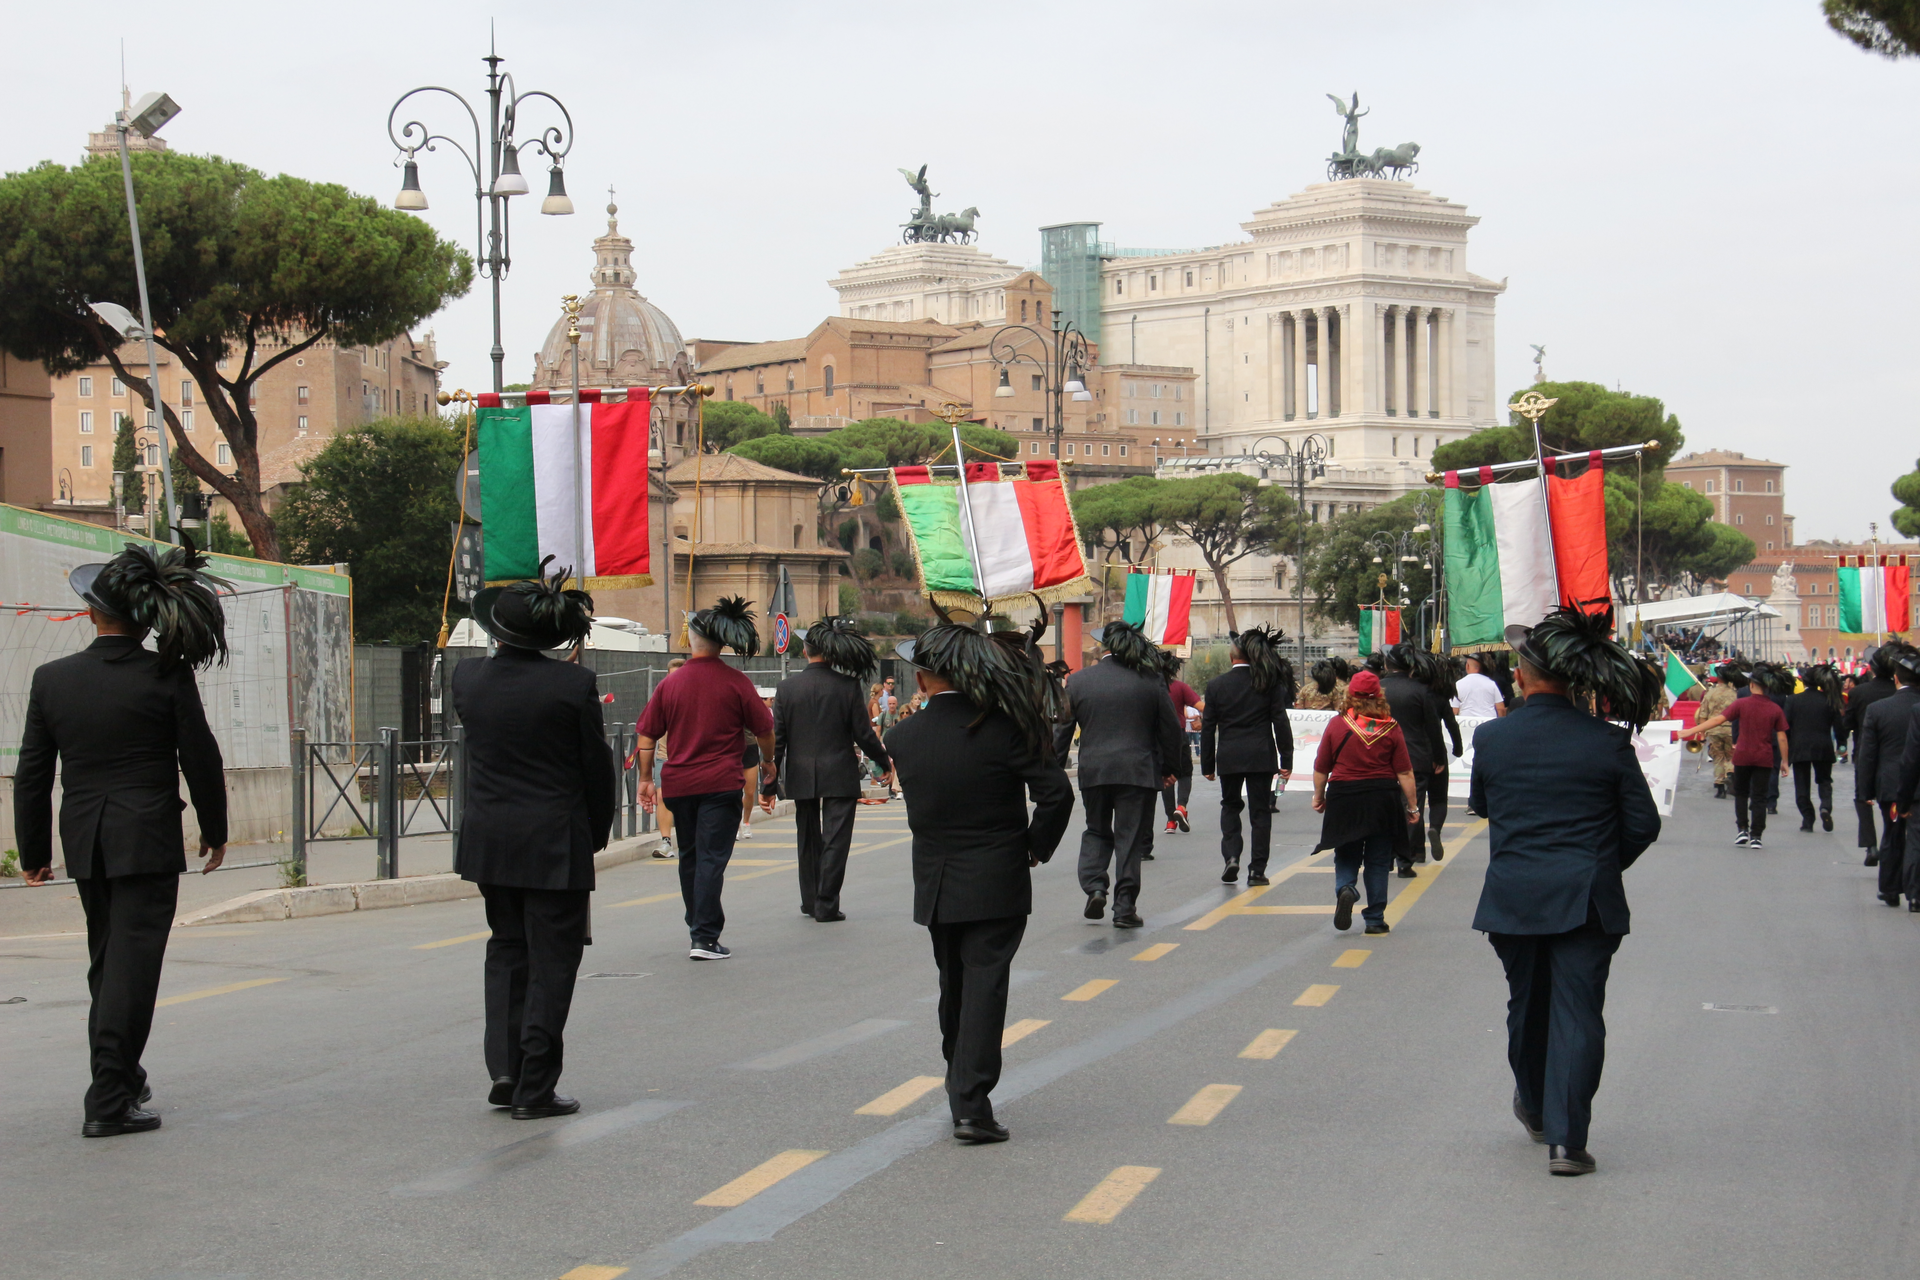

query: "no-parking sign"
xmin=773 ymin=613 xmax=791 ymax=654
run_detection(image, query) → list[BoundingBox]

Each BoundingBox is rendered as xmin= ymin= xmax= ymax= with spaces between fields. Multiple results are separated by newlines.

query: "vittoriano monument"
xmin=899 ymin=164 xmax=980 ymax=244
xmin=1325 ymin=93 xmax=1421 ymax=181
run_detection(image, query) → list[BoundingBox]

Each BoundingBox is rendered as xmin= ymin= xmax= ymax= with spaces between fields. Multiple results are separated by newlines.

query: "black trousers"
xmin=1791 ymin=760 xmax=1833 ymax=825
xmin=1858 ymin=797 xmax=1880 ymax=852
xmin=795 ymin=796 xmax=859 ymax=917
xmin=928 ymin=914 xmax=1026 ymax=1122
xmin=1219 ymin=772 xmax=1274 ymax=874
xmin=1402 ymin=771 xmax=1438 ymax=869
xmin=1160 ymin=773 xmax=1194 ymax=819
xmin=1732 ymin=764 xmax=1772 ymax=840
xmin=1878 ymin=803 xmax=1912 ymax=901
xmin=1488 ymin=907 xmax=1623 ymax=1151
xmin=1079 ymin=784 xmax=1157 ymax=913
xmin=667 ymin=790 xmax=741 ymax=945
xmin=481 ymin=884 xmax=589 ymax=1106
xmin=75 ymin=870 xmax=178 ymax=1121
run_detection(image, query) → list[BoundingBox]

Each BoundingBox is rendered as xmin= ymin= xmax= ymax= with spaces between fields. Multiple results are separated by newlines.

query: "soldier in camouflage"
xmin=1695 ymin=663 xmax=1742 ymax=799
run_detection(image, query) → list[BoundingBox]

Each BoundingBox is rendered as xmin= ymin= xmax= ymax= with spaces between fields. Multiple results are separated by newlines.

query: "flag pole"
xmin=1871 ymin=521 xmax=1882 ymax=645
xmin=563 ymin=294 xmax=586 ymax=589
xmin=938 ymin=402 xmax=989 ymax=611
xmin=1508 ymin=391 xmax=1562 ymax=606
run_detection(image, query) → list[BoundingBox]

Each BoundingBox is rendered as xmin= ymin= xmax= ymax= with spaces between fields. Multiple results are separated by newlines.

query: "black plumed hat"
xmin=690 ymin=596 xmax=761 ymax=656
xmin=802 ymin=615 xmax=878 ymax=681
xmin=70 ymin=535 xmax=230 ymax=672
xmin=1231 ymin=624 xmax=1294 ymax=695
xmin=471 ymin=555 xmax=595 ymax=650
xmin=1506 ymin=607 xmax=1659 ymax=729
xmin=1095 ymin=620 xmax=1161 ymax=673
xmin=896 ymin=623 xmax=1056 ymax=761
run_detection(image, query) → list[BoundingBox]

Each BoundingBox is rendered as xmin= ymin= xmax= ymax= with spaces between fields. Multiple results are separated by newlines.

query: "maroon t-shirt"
xmin=1724 ymin=695 xmax=1787 ymax=768
xmin=636 ymin=656 xmax=774 ymax=798
xmin=1168 ymin=679 xmax=1201 ymax=718
xmin=1314 ymin=713 xmax=1413 ymax=781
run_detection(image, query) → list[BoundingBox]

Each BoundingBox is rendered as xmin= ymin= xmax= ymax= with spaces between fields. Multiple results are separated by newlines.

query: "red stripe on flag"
xmin=1164 ymin=574 xmax=1195 ymax=645
xmin=1024 ymin=460 xmax=1061 ymax=483
xmin=526 ymin=390 xmax=551 ymax=405
xmin=964 ymin=462 xmax=999 ymax=484
xmin=478 ymin=393 xmax=502 ymax=408
xmin=893 ymin=466 xmax=932 ymax=486
xmin=1889 ymin=561 xmax=1912 ymax=633
xmin=1384 ymin=609 xmax=1402 ymax=645
xmin=1548 ymin=462 xmax=1609 ymax=615
xmin=580 ymin=389 xmax=602 ymax=404
xmin=588 ymin=394 xmax=651 ymax=578
xmin=1012 ymin=472 xmax=1082 ymax=591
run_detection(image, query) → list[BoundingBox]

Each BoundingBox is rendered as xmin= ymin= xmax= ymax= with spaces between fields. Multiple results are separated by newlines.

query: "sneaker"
xmin=1364 ymin=920 xmax=1391 ymax=935
xmin=1733 ymin=832 xmax=1750 ymax=846
xmin=1748 ymin=838 xmax=1763 ymax=850
xmin=737 ymin=824 xmax=754 ymax=840
xmin=1334 ymin=884 xmax=1357 ymax=932
xmin=651 ymin=845 xmax=674 ymax=859
xmin=1174 ymin=806 xmax=1191 ymax=833
xmin=1165 ymin=820 xmax=1177 ymax=834
xmin=689 ymin=942 xmax=732 ymax=961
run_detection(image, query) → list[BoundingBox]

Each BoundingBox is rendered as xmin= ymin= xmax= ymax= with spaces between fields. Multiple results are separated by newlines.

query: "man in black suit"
xmin=1200 ymin=624 xmax=1295 ymax=885
xmin=1469 ymin=610 xmax=1662 ymax=1177
xmin=1847 ymin=646 xmax=1903 ymax=861
xmin=1382 ymin=644 xmax=1449 ymax=876
xmin=1054 ymin=623 xmax=1183 ymax=928
xmin=1786 ymin=667 xmax=1844 ymax=833
xmin=17 ymin=541 xmax=229 ymax=1137
xmin=887 ymin=624 xmax=1073 ymax=1144
xmin=1856 ymin=647 xmax=1920 ymax=908
xmin=454 ymin=563 xmax=617 ymax=1118
xmin=770 ymin=617 xmax=891 ymax=922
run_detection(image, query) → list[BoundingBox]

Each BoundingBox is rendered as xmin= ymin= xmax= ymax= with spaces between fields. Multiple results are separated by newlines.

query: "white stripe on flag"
xmin=530 ymin=404 xmax=596 ymax=577
xmin=1865 ymin=565 xmax=1887 ymax=633
xmin=963 ymin=479 xmax=1034 ymax=598
xmin=1489 ymin=479 xmax=1556 ymax=628
xmin=1144 ymin=574 xmax=1174 ymax=643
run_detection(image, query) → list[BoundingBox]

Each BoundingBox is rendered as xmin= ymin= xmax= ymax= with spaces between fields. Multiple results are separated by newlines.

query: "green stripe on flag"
xmin=897 ymin=482 xmax=974 ymax=595
xmin=1664 ymin=650 xmax=1696 ymax=700
xmin=1443 ymin=484 xmax=1505 ymax=648
xmin=477 ymin=407 xmax=539 ymax=580
xmin=1123 ymin=573 xmax=1150 ymax=626
xmin=1358 ymin=609 xmax=1375 ymax=655
xmin=1837 ymin=566 xmax=1863 ymax=632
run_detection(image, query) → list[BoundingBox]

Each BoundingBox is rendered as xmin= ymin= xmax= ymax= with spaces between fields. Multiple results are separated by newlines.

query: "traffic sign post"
xmin=773 ymin=612 xmax=791 ymax=677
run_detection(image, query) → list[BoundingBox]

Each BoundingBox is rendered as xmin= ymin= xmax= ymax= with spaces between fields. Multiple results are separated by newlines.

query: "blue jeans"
xmin=666 ymin=790 xmax=741 ymax=946
xmin=1334 ymin=831 xmax=1394 ymax=924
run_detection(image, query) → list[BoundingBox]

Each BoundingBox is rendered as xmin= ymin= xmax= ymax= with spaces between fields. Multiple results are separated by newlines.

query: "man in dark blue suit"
xmin=1469 ymin=610 xmax=1662 ymax=1177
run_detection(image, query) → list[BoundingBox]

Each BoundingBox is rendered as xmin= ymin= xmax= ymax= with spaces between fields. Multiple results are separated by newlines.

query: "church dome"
xmin=533 ymin=196 xmax=686 ymax=388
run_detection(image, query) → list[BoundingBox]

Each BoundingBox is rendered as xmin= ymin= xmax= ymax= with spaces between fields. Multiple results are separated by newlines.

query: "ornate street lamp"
xmin=386 ymin=40 xmax=576 ymax=393
xmin=1253 ymin=434 xmax=1328 ymax=671
xmin=990 ymin=308 xmax=1093 ymax=463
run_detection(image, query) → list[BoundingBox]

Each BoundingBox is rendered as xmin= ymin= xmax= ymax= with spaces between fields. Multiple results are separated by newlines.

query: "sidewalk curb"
xmin=175 ymin=831 xmax=673 ymax=927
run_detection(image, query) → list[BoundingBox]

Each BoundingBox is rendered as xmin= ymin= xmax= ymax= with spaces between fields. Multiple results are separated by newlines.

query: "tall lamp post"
xmin=990 ymin=308 xmax=1093 ymax=462
xmin=386 ymin=42 xmax=577 ymax=394
xmin=1254 ymin=434 xmax=1327 ymax=672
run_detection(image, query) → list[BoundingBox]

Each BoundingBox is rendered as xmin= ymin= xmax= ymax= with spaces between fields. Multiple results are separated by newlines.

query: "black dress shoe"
xmin=1867 ymin=853 xmax=1881 ymax=867
xmin=1364 ymin=920 xmax=1390 ymax=935
xmin=1084 ymin=891 xmax=1107 ymax=920
xmin=1396 ymin=866 xmax=1418 ymax=879
xmin=1800 ymin=821 xmax=1814 ymax=832
xmin=1247 ymin=873 xmax=1271 ymax=886
xmin=814 ymin=910 xmax=847 ymax=922
xmin=1221 ymin=862 xmax=1240 ymax=884
xmin=1334 ymin=885 xmax=1357 ymax=932
xmin=511 ymin=1094 xmax=580 ymax=1120
xmin=1430 ymin=835 xmax=1445 ymax=863
xmin=1882 ymin=893 xmax=1902 ymax=907
xmin=83 ymin=1107 xmax=162 ymax=1138
xmin=1908 ymin=900 xmax=1920 ymax=914
xmin=488 ymin=1076 xmax=517 ymax=1107
xmin=1514 ymin=1091 xmax=1545 ymax=1144
xmin=137 ymin=1083 xmax=152 ymax=1107
xmin=1141 ymin=851 xmax=1155 ymax=861
xmin=1548 ymin=1144 xmax=1596 ymax=1176
xmin=1822 ymin=810 xmax=1834 ymax=832
xmin=1112 ymin=912 xmax=1143 ymax=928
xmin=953 ymin=1116 xmax=1009 ymax=1143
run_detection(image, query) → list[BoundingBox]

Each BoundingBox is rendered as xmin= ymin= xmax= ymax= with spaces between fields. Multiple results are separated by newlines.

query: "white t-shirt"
xmin=1454 ymin=671 xmax=1504 ymax=720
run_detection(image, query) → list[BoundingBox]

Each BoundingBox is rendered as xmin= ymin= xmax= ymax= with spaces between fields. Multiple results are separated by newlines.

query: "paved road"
xmin=4 ymin=758 xmax=1918 ymax=1280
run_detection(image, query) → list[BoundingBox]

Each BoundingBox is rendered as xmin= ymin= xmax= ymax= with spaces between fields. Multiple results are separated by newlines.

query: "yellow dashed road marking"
xmin=1332 ymin=949 xmax=1371 ymax=968
xmin=1002 ymin=1018 xmax=1051 ymax=1046
xmin=1167 ymin=1083 xmax=1242 ymax=1126
xmin=856 ymin=1076 xmax=944 ymax=1116
xmin=695 ymin=1150 xmax=829 ymax=1207
xmin=1294 ymin=984 xmax=1339 ymax=1007
xmin=1132 ymin=943 xmax=1180 ymax=962
xmin=558 ymin=1267 xmax=628 ymax=1280
xmin=1064 ymin=1166 xmax=1161 ymax=1223
xmin=1239 ymin=1029 xmax=1297 ymax=1059
xmin=413 ymin=931 xmax=489 ymax=950
xmin=156 ymin=977 xmax=288 ymax=1007
xmin=1062 ymin=979 xmax=1117 ymax=1002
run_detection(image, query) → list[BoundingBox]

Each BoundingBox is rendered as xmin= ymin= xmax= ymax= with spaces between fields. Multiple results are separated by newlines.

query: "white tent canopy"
xmin=445 ymin=616 xmax=666 ymax=651
xmin=1618 ymin=593 xmax=1780 ymax=630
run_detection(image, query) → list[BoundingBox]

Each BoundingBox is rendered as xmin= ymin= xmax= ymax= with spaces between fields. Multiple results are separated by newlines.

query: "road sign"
xmin=773 ymin=613 xmax=791 ymax=655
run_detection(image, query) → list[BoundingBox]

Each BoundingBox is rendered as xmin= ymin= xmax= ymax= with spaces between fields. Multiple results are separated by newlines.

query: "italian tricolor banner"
xmin=1837 ymin=555 xmax=1911 ymax=634
xmin=1358 ymin=606 xmax=1401 ymax=655
xmin=1442 ymin=459 xmax=1611 ymax=649
xmin=891 ymin=460 xmax=1091 ymax=610
xmin=475 ymin=389 xmax=653 ymax=588
xmin=1123 ymin=570 xmax=1195 ymax=645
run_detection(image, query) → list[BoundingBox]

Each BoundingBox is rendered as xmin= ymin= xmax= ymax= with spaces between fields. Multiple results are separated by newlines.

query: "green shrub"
xmin=888 ymin=549 xmax=914 ymax=578
xmin=838 ymin=582 xmax=861 ymax=614
xmin=852 ymin=548 xmax=886 ymax=579
xmin=837 ymin=519 xmax=860 ymax=551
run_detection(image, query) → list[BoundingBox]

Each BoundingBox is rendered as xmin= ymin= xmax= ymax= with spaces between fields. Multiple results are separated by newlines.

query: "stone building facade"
xmin=662 ymin=452 xmax=849 ymax=620
xmin=1666 ymin=450 xmax=1792 ymax=552
xmin=0 ymin=354 xmax=53 ymax=510
xmin=831 ymin=242 xmax=1024 ymax=326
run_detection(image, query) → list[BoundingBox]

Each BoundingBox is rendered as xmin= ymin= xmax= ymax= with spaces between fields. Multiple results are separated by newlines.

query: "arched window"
xmin=1020 ymin=299 xmax=1028 ymax=322
xmin=824 ymin=366 xmax=835 ymax=398
xmin=794 ymin=524 xmax=804 ymax=548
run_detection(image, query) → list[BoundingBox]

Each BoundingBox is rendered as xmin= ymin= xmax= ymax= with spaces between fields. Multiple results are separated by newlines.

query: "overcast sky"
xmin=4 ymin=0 xmax=1911 ymax=542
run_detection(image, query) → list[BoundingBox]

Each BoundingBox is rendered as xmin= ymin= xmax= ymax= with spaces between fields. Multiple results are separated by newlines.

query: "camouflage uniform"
xmin=1697 ymin=682 xmax=1737 ymax=786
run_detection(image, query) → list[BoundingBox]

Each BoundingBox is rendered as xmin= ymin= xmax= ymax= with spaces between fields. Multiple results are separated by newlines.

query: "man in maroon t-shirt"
xmin=637 ymin=599 xmax=774 ymax=960
xmin=1683 ymin=674 xmax=1789 ymax=848
xmin=1162 ymin=678 xmax=1202 ymax=833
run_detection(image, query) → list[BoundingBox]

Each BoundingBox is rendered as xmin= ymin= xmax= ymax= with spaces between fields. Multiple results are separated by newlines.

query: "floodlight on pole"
xmin=87 ymin=301 xmax=144 ymax=340
xmin=112 ymin=88 xmax=180 ymax=543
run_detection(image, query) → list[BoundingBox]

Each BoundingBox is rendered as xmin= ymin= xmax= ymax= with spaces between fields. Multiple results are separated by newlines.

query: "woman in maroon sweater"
xmin=1312 ymin=670 xmax=1420 ymax=934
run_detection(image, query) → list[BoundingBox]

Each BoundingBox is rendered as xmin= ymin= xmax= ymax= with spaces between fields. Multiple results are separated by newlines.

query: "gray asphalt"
xmin=3 ymin=758 xmax=1917 ymax=1280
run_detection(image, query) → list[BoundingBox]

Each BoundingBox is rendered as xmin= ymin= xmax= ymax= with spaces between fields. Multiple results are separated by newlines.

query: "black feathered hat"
xmin=1094 ymin=620 xmax=1161 ymax=673
xmin=471 ymin=556 xmax=595 ymax=650
xmin=1505 ymin=607 xmax=1659 ymax=729
xmin=689 ymin=596 xmax=761 ymax=656
xmin=802 ymin=615 xmax=879 ymax=681
xmin=1230 ymin=624 xmax=1294 ymax=695
xmin=1752 ymin=662 xmax=1796 ymax=697
xmin=69 ymin=535 xmax=230 ymax=672
xmin=1309 ymin=658 xmax=1339 ymax=695
xmin=896 ymin=623 xmax=1056 ymax=761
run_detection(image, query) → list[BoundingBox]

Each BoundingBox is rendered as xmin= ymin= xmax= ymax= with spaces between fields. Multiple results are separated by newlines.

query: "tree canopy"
xmin=728 ymin=416 xmax=1017 ymax=481
xmin=1429 ymin=381 xmax=1684 ymax=479
xmin=1892 ymin=458 xmax=1920 ymax=538
xmin=700 ymin=400 xmax=781 ymax=451
xmin=0 ymin=151 xmax=472 ymax=561
xmin=1303 ymin=493 xmax=1437 ymax=626
xmin=1824 ymin=0 xmax=1920 ymax=57
xmin=274 ymin=418 xmax=465 ymax=644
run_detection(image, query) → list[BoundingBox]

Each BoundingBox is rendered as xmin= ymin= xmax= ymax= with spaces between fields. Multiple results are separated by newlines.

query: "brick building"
xmin=1666 ymin=450 xmax=1792 ymax=553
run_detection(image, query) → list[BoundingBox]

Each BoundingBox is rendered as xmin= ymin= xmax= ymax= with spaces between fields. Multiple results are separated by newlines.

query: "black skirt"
xmin=1316 ymin=778 xmax=1411 ymax=857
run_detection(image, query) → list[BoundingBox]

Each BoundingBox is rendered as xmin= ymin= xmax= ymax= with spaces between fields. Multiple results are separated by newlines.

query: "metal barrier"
xmin=289 ymin=726 xmax=462 ymax=883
